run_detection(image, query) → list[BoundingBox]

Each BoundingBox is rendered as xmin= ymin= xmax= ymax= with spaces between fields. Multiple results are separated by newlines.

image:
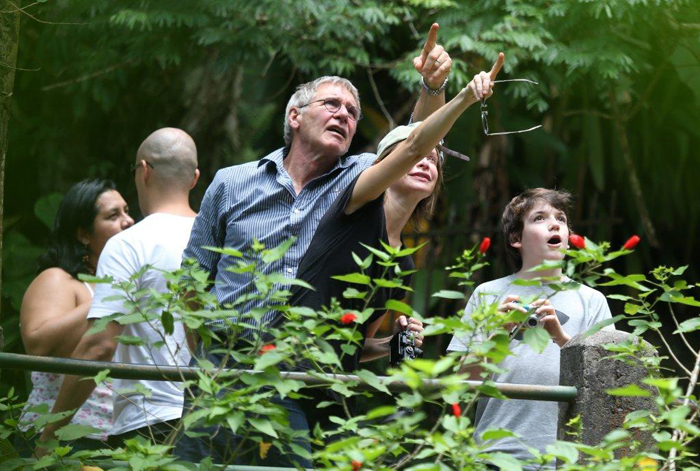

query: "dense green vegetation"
xmin=1 ymin=0 xmax=699 ymax=403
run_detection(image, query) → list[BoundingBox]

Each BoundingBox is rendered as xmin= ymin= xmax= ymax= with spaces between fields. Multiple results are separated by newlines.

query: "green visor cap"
xmin=375 ymin=122 xmax=469 ymax=163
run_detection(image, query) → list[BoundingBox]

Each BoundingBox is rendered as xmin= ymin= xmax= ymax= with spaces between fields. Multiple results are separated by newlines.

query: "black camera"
xmin=389 ymin=330 xmax=423 ymax=367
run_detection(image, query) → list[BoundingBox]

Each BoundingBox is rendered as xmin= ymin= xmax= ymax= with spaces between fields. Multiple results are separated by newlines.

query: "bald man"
xmin=39 ymin=128 xmax=200 ymax=449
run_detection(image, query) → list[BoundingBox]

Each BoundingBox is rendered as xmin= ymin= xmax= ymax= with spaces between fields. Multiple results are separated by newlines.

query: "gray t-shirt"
xmin=447 ymin=274 xmax=614 ymax=470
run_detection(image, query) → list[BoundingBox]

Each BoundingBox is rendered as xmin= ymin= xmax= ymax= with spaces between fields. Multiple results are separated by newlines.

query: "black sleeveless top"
xmin=290 ymin=173 xmax=414 ymax=373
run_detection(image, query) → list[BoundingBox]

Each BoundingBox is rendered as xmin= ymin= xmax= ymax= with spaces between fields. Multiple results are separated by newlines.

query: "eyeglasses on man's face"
xmin=299 ymin=97 xmax=363 ymax=122
xmin=130 ymin=160 xmax=155 ymax=173
xmin=481 ymin=79 xmax=543 ymax=136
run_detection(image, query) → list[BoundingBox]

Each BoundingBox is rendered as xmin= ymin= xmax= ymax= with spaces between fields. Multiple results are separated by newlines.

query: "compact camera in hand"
xmin=525 ymin=314 xmax=542 ymax=328
xmin=389 ymin=330 xmax=423 ymax=367
xmin=513 ymin=301 xmax=541 ymax=328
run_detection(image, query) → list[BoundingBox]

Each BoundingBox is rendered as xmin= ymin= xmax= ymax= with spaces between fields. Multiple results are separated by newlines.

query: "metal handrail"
xmin=0 ymin=352 xmax=577 ymax=402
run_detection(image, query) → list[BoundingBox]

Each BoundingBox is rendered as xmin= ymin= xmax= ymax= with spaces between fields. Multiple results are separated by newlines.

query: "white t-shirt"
xmin=87 ymin=213 xmax=194 ymax=436
xmin=447 ymin=274 xmax=614 ymax=470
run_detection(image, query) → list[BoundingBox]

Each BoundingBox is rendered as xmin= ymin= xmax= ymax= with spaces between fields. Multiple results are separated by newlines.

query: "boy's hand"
xmin=394 ymin=315 xmax=424 ymax=348
xmin=531 ymin=299 xmax=571 ymax=347
xmin=498 ymin=294 xmax=526 ymax=333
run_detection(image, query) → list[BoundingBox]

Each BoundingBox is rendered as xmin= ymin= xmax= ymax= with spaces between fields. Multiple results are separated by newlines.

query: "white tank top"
xmin=19 ymin=282 xmax=113 ymax=439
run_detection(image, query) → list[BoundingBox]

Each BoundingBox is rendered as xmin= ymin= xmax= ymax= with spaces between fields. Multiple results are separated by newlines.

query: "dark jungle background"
xmin=1 ymin=0 xmax=698 ymax=400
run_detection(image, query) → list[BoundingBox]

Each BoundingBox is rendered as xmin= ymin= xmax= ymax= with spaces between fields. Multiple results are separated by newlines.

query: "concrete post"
xmin=558 ymin=330 xmax=658 ymax=459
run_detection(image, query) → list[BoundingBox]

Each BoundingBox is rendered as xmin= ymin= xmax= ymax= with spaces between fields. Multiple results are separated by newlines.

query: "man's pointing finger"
xmin=423 ymin=23 xmax=439 ymax=54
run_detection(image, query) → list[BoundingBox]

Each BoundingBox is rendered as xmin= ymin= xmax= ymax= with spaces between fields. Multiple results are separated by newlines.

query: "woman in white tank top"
xmin=16 ymin=179 xmax=133 ymax=456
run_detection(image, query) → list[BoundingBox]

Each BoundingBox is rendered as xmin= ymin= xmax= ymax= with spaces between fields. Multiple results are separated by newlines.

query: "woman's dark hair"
xmin=36 ymin=179 xmax=117 ymax=278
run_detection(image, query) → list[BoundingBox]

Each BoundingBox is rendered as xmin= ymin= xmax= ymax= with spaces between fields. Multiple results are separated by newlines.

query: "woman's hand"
xmin=465 ymin=53 xmax=505 ymax=102
xmin=394 ymin=315 xmax=424 ymax=348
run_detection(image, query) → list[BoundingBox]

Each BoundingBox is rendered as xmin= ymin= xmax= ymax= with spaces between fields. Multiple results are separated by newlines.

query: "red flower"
xmin=623 ymin=235 xmax=641 ymax=250
xmin=569 ymin=234 xmax=586 ymax=249
xmin=451 ymin=403 xmax=462 ymax=417
xmin=479 ymin=237 xmax=491 ymax=254
xmin=260 ymin=344 xmax=276 ymax=354
xmin=351 ymin=460 xmax=362 ymax=471
xmin=340 ymin=312 xmax=357 ymax=325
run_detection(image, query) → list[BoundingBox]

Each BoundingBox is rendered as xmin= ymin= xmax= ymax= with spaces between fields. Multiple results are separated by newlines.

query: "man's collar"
xmin=259 ymin=147 xmax=358 ymax=172
xmin=258 ymin=148 xmax=287 ymax=168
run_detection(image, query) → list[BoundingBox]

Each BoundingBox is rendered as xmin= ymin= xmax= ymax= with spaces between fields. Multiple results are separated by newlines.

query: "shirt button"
xmin=286 ymin=267 xmax=293 ymax=273
xmin=294 ymin=208 xmax=300 ymax=214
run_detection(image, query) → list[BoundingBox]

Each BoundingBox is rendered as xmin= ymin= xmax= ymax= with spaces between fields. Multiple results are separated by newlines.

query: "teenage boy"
xmin=447 ymin=188 xmax=614 ymax=470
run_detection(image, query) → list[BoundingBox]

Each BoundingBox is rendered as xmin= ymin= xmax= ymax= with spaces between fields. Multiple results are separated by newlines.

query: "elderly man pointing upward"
xmin=178 ymin=24 xmax=453 ymax=467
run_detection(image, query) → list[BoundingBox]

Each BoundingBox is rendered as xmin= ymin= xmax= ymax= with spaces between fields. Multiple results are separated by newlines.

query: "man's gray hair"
xmin=283 ymin=76 xmax=360 ymax=146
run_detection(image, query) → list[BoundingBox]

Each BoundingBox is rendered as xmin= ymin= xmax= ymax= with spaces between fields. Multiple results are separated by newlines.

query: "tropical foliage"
xmin=1 ymin=237 xmax=698 ymax=470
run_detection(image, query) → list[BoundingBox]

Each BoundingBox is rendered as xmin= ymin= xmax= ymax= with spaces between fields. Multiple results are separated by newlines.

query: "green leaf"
xmin=600 ymin=271 xmax=651 ymax=291
xmin=675 ymin=318 xmax=700 ymax=333
xmin=92 ymin=369 xmax=111 ymax=385
xmin=608 ymin=294 xmax=634 ymax=301
xmin=528 ymin=260 xmax=564 ymax=273
xmin=431 ymin=290 xmax=465 ymax=300
xmin=261 ymin=237 xmax=296 ymax=263
xmin=642 ymin=377 xmax=678 ymax=390
xmin=624 ymin=303 xmax=642 ymax=315
xmin=545 ymin=440 xmax=579 ymax=464
xmin=226 ymin=413 xmax=245 ymax=434
xmin=669 ymin=296 xmax=700 ymax=307
xmin=340 ymin=343 xmax=357 ymax=356
xmin=255 ymin=351 xmax=285 ymax=370
xmin=485 ymin=452 xmax=523 ymax=471
xmin=203 ymin=246 xmax=243 ymax=257
xmin=373 ymin=278 xmax=403 ymax=288
xmin=481 ymin=428 xmax=518 ymax=441
xmin=522 ymin=327 xmax=550 ymax=354
xmin=331 ymin=273 xmax=371 ymax=285
xmin=55 ymin=424 xmax=101 ymax=441
xmin=115 ymin=335 xmax=146 ymax=346
xmin=511 ymin=278 xmax=543 ymax=286
xmin=355 ymin=369 xmax=390 ymax=394
xmin=606 ymin=384 xmax=652 ymax=397
xmin=162 ymin=310 xmax=174 ymax=336
xmin=359 ymin=243 xmax=390 ymax=261
xmin=672 ymin=266 xmax=688 ymax=275
xmin=385 ymin=299 xmax=415 ymax=316
xmin=394 ymin=242 xmax=426 ymax=257
xmin=248 ymin=418 xmax=278 ymax=438
xmin=365 ymin=406 xmax=397 ymax=420
xmin=342 ymin=287 xmax=367 ymax=299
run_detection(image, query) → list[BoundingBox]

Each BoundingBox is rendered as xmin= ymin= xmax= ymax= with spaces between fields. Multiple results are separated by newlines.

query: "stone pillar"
xmin=558 ymin=330 xmax=657 ymax=459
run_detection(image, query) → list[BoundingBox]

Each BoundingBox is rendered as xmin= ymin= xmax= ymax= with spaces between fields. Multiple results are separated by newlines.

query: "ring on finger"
xmin=435 ymin=59 xmax=441 ymax=65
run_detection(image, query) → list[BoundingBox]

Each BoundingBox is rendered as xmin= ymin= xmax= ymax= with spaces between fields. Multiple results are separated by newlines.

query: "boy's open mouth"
xmin=547 ymin=235 xmax=562 ymax=245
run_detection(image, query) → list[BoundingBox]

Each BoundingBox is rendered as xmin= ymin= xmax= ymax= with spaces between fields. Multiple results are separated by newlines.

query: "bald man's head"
xmin=136 ymin=128 xmax=198 ymax=191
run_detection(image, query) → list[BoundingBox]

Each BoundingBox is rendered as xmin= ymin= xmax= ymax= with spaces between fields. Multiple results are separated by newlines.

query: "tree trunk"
xmin=609 ymin=92 xmax=659 ymax=247
xmin=0 ymin=4 xmax=21 ymax=320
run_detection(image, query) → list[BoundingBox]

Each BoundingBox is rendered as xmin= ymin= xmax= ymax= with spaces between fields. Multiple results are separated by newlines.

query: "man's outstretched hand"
xmin=413 ymin=23 xmax=452 ymax=89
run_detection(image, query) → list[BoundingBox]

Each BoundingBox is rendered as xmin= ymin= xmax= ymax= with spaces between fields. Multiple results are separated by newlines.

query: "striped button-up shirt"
xmin=184 ymin=147 xmax=375 ymax=334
